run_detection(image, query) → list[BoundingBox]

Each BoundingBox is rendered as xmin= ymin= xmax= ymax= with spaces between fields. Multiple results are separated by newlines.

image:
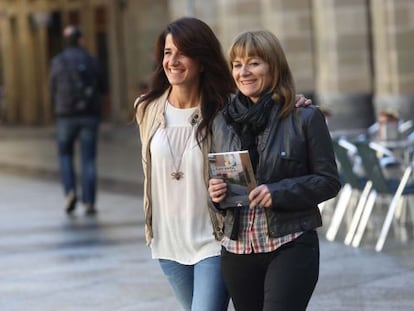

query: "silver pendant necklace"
xmin=164 ymin=127 xmax=192 ymax=180
xmin=163 ymin=100 xmax=198 ymax=181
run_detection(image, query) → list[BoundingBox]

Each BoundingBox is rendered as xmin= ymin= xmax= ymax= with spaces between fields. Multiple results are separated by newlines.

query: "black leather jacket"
xmin=211 ymin=100 xmax=341 ymax=238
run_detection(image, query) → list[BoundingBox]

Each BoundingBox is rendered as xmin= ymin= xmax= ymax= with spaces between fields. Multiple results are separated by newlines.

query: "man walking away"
xmin=49 ymin=25 xmax=105 ymax=216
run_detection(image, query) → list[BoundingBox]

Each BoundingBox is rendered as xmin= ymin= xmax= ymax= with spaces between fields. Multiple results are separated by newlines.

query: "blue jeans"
xmin=56 ymin=116 xmax=99 ymax=204
xmin=159 ymin=256 xmax=229 ymax=311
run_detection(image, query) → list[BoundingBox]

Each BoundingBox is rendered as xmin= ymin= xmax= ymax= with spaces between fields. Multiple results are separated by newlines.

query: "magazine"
xmin=208 ymin=150 xmax=256 ymax=208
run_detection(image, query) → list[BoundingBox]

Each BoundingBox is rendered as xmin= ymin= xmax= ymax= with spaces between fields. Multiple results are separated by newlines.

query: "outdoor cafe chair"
xmin=399 ymin=119 xmax=414 ymax=137
xmin=326 ymin=139 xmax=372 ymax=242
xmin=367 ymin=119 xmax=414 ymax=141
xmin=351 ymin=140 xmax=414 ymax=252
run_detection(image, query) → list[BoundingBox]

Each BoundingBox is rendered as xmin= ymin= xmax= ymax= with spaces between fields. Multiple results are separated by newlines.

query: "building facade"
xmin=0 ymin=0 xmax=413 ymax=132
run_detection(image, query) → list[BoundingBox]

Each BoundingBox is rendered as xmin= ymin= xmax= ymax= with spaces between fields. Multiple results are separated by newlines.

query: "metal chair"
xmin=399 ymin=119 xmax=414 ymax=137
xmin=326 ymin=139 xmax=372 ymax=242
xmin=367 ymin=119 xmax=413 ymax=141
xmin=352 ymin=140 xmax=414 ymax=251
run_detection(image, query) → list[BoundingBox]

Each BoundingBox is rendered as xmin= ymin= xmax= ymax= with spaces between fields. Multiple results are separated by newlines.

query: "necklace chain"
xmin=164 ymin=127 xmax=193 ymax=180
xmin=163 ymin=100 xmax=196 ymax=181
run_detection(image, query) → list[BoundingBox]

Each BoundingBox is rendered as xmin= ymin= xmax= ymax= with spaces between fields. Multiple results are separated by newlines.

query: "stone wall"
xmin=0 ymin=0 xmax=413 ymax=130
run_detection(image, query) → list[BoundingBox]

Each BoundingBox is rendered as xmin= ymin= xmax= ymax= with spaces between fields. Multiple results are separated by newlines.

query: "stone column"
xmin=107 ymin=0 xmax=127 ymax=122
xmin=261 ymin=0 xmax=315 ymax=96
xmin=168 ymin=0 xmax=188 ymax=19
xmin=17 ymin=0 xmax=39 ymax=124
xmin=120 ymin=0 xmax=168 ymax=119
xmin=32 ymin=10 xmax=52 ymax=124
xmin=216 ymin=0 xmax=262 ymax=50
xmin=60 ymin=0 xmax=70 ymax=27
xmin=371 ymin=0 xmax=414 ymax=120
xmin=80 ymin=0 xmax=97 ymax=55
xmin=0 ymin=12 xmax=19 ymax=123
xmin=313 ymin=0 xmax=374 ymax=131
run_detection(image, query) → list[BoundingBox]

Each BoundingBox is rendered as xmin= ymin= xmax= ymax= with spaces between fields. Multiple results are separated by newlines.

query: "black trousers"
xmin=221 ymin=230 xmax=319 ymax=311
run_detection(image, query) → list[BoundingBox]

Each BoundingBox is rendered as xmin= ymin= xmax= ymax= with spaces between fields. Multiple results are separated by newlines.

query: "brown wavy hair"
xmin=228 ymin=30 xmax=296 ymax=118
xmin=135 ymin=17 xmax=234 ymax=143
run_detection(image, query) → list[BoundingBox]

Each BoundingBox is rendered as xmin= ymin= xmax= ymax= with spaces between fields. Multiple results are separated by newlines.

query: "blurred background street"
xmin=1 ymin=124 xmax=414 ymax=310
xmin=1 ymin=0 xmax=414 ymax=310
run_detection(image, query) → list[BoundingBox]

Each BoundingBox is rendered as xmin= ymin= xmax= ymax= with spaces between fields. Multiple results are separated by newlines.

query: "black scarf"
xmin=224 ymin=91 xmax=273 ymax=171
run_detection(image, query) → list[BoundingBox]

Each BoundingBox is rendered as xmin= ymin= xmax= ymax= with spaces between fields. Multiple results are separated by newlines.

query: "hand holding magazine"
xmin=208 ymin=150 xmax=256 ymax=208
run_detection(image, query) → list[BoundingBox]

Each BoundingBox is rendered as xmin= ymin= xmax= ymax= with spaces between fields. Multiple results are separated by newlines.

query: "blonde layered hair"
xmin=228 ymin=30 xmax=296 ymax=118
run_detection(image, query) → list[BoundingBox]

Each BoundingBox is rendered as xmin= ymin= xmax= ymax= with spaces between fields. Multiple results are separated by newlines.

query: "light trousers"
xmin=159 ymin=255 xmax=230 ymax=311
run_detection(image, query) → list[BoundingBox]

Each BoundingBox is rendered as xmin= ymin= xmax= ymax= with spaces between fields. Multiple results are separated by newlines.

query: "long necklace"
xmin=163 ymin=101 xmax=197 ymax=180
xmin=164 ymin=127 xmax=193 ymax=180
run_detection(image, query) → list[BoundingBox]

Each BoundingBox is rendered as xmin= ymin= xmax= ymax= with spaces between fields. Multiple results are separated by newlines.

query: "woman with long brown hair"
xmin=134 ymin=17 xmax=233 ymax=310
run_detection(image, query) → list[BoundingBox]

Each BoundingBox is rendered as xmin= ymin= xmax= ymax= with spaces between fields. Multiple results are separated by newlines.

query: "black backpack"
xmin=61 ymin=55 xmax=98 ymax=113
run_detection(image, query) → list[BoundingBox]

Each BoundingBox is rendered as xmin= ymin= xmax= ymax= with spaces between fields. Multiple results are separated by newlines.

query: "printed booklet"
xmin=208 ymin=150 xmax=256 ymax=208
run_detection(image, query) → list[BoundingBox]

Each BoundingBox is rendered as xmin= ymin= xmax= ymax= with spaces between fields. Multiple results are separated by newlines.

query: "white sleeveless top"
xmin=150 ymin=101 xmax=221 ymax=264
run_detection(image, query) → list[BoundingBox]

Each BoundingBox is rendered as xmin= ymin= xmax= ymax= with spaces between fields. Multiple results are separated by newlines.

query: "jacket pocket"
xmin=278 ymin=147 xmax=306 ymax=177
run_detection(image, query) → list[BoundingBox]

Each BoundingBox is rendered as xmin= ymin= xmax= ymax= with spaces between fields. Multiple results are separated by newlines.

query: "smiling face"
xmin=162 ymin=33 xmax=201 ymax=90
xmin=231 ymin=56 xmax=272 ymax=103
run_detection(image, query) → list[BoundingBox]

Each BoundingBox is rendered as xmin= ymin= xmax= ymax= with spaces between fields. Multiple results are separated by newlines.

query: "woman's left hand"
xmin=295 ymin=94 xmax=312 ymax=107
xmin=248 ymin=184 xmax=272 ymax=209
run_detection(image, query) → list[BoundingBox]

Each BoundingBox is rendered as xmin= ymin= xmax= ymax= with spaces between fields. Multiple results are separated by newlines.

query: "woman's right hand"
xmin=208 ymin=178 xmax=227 ymax=203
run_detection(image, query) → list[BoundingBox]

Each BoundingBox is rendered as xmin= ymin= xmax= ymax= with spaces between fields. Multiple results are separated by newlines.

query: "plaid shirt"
xmin=222 ymin=206 xmax=302 ymax=254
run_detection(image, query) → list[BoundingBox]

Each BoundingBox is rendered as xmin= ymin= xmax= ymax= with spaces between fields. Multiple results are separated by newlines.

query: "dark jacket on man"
xmin=50 ymin=46 xmax=104 ymax=117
